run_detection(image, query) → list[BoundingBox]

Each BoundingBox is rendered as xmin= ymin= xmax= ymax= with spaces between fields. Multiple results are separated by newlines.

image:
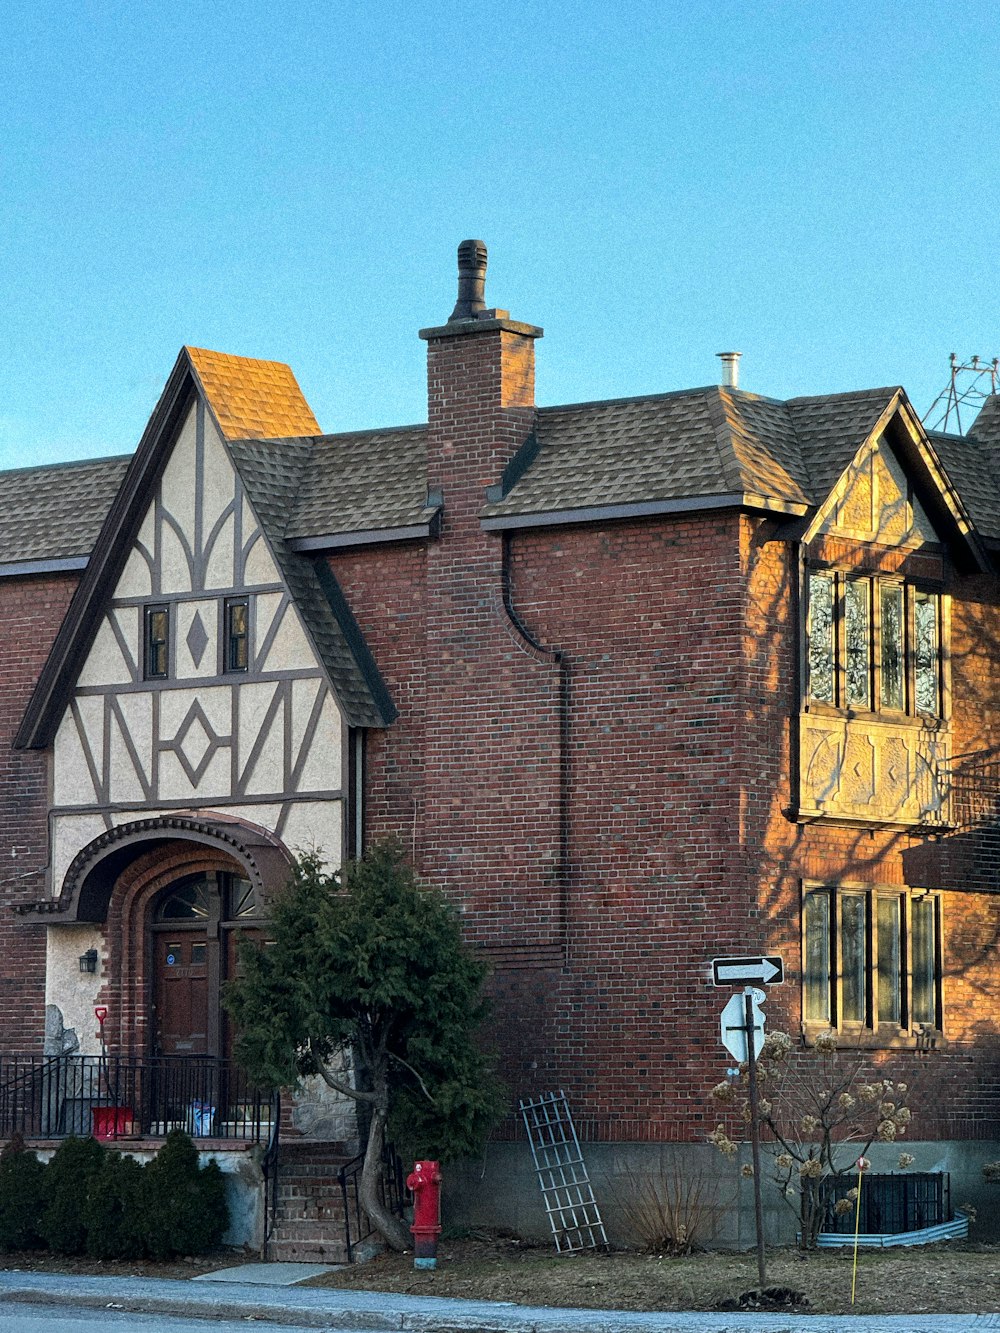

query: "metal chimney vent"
xmin=717 ymin=352 xmax=742 ymax=390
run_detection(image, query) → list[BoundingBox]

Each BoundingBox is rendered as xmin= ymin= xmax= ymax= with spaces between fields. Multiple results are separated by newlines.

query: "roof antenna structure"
xmin=923 ymin=354 xmax=999 ymax=435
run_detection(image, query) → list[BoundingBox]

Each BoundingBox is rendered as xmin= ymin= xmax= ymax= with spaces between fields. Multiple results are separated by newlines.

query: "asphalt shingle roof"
xmin=229 ymin=439 xmax=394 ymax=727
xmin=186 ymin=346 xmax=320 ymax=441
xmin=286 ymin=425 xmax=430 ymax=539
xmin=0 ymin=455 xmax=131 ymax=564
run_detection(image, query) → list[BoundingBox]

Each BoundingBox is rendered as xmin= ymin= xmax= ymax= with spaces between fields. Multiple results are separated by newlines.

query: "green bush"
xmin=40 ymin=1136 xmax=105 ymax=1255
xmin=142 ymin=1131 xmax=228 ymax=1259
xmin=0 ymin=1133 xmax=46 ymax=1251
xmin=83 ymin=1151 xmax=146 ymax=1260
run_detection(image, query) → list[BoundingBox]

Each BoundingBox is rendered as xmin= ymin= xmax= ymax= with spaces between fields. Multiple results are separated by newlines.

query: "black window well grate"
xmin=820 ymin=1171 xmax=949 ymax=1235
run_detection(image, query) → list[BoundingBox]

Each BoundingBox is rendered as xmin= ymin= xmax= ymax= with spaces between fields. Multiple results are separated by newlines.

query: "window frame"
xmin=801 ymin=882 xmax=943 ymax=1044
xmin=805 ymin=570 xmax=945 ymax=722
xmin=143 ymin=604 xmax=170 ymax=680
xmin=223 ymin=596 xmax=250 ymax=674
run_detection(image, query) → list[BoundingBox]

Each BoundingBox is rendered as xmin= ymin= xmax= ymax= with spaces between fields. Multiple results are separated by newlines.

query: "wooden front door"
xmin=151 ymin=871 xmax=263 ymax=1058
xmin=154 ymin=935 xmax=209 ymax=1055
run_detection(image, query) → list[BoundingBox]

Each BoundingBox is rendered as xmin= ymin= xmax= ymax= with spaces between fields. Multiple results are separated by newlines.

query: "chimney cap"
xmin=449 ymin=239 xmax=490 ymax=322
xmin=716 ymin=351 xmax=742 ymax=389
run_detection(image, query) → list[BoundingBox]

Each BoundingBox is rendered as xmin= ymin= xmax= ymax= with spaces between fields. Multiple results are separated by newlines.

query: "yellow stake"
xmin=851 ymin=1156 xmax=869 ymax=1305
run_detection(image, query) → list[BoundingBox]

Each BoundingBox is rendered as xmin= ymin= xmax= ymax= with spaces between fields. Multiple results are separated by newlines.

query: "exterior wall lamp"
xmin=78 ymin=949 xmax=98 ymax=974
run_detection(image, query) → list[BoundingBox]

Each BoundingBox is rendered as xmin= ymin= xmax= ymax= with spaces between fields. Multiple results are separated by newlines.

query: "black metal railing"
xmin=337 ymin=1142 xmax=408 ymax=1263
xmin=260 ymin=1093 xmax=281 ymax=1258
xmin=820 ymin=1171 xmax=949 ymax=1236
xmin=0 ymin=1053 xmax=275 ymax=1144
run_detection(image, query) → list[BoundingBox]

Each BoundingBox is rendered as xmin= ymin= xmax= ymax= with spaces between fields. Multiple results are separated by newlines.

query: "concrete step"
xmin=267 ymin=1237 xmax=349 ymax=1264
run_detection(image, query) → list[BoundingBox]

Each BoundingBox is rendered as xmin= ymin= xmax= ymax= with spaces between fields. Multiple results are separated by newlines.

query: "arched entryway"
xmin=151 ymin=870 xmax=267 ymax=1057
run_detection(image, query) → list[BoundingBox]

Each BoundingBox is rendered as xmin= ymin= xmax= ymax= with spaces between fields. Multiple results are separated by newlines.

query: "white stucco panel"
xmin=159 ymin=518 xmax=192 ymax=595
xmin=52 ymin=813 xmax=111 ymax=902
xmin=199 ymin=414 xmax=237 ymax=534
xmin=116 ymin=546 xmax=153 ymax=599
xmin=291 ymin=680 xmax=343 ymax=794
xmin=158 ymin=746 xmax=232 ymax=802
xmin=238 ymin=682 xmax=285 ymax=795
xmin=109 ymin=606 xmax=140 ymax=677
xmin=108 ymin=698 xmax=152 ymax=804
xmin=254 ymin=592 xmax=284 ymax=655
xmin=77 ymin=616 xmax=133 ymax=688
xmin=204 ymin=511 xmax=236 ymax=591
xmin=264 ymin=603 xmax=318 ymax=672
xmin=244 ymin=530 xmax=280 ymax=586
xmin=46 ymin=926 xmax=105 ymax=1057
xmin=53 ymin=697 xmax=104 ymax=806
xmin=280 ymin=800 xmax=343 ymax=866
xmin=159 ymin=686 xmax=231 ymax=739
xmin=158 ymin=406 xmax=198 ymax=542
xmin=175 ymin=600 xmax=218 ymax=678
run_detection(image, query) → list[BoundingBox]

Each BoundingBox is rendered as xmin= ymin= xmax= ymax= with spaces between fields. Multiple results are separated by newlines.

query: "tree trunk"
xmin=359 ymin=1107 xmax=410 ymax=1252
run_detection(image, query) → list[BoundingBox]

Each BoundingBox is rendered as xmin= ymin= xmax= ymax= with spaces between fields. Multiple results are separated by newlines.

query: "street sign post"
xmin=720 ymin=989 xmax=765 ymax=1062
xmin=711 ymin=955 xmax=784 ymax=987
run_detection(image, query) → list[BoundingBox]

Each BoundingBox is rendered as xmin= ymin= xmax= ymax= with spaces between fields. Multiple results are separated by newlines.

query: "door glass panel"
xmin=841 ymin=895 xmax=866 ymax=1024
xmin=876 ymin=896 xmax=901 ymax=1024
xmin=156 ymin=880 xmax=212 ymax=920
xmin=226 ymin=877 xmax=257 ymax=919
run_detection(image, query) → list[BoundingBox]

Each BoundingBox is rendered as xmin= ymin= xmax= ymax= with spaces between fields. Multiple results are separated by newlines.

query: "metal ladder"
xmin=519 ymin=1090 xmax=607 ymax=1252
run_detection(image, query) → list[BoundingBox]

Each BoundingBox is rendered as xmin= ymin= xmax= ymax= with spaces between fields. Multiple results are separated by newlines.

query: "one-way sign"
xmin=711 ymin=955 xmax=784 ymax=986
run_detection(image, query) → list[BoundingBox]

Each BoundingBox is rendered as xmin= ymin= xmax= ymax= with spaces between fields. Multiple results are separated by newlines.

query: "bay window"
xmin=806 ymin=572 xmax=943 ymax=719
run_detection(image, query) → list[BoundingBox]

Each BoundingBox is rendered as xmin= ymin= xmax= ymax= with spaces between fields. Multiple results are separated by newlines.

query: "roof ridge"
xmin=0 ymin=453 xmax=132 ymax=480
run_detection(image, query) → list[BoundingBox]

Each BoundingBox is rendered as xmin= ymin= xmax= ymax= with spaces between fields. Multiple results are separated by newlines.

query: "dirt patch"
xmin=304 ymin=1232 xmax=1000 ymax=1316
xmin=0 ymin=1251 xmax=229 ymax=1281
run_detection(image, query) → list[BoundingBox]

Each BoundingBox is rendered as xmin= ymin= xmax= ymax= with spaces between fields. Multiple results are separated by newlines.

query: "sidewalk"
xmin=0 ymin=1269 xmax=996 ymax=1333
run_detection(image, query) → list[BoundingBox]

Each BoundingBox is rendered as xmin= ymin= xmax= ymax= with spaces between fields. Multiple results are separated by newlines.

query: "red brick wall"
xmin=0 ymin=574 xmax=79 ymax=1050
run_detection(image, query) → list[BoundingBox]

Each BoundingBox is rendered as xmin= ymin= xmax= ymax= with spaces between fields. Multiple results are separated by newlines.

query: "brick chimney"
xmin=419 ymin=241 xmax=542 ymax=528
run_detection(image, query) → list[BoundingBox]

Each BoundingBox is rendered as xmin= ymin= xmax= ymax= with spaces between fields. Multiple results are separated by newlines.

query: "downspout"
xmin=500 ymin=532 xmax=570 ymax=950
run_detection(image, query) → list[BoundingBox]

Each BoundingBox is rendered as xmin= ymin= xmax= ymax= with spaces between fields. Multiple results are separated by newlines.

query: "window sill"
xmin=801 ymin=702 xmax=947 ymax=731
xmin=801 ymin=1023 xmax=944 ymax=1052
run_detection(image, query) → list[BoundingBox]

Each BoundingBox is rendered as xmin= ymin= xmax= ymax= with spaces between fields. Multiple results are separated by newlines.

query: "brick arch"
xmin=94 ymin=828 xmax=290 ymax=1057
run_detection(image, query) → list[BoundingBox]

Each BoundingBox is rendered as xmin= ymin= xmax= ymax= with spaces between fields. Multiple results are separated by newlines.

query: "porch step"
xmin=267 ymin=1143 xmax=354 ymax=1264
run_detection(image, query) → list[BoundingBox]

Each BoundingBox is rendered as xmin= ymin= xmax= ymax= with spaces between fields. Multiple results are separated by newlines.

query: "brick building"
xmin=1 ymin=241 xmax=999 ymax=1247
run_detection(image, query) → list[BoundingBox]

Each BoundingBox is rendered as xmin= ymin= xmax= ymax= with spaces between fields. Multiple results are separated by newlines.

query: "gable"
xmin=801 ymin=398 xmax=986 ymax=568
xmin=815 ymin=436 xmax=940 ymax=548
xmin=18 ymin=348 xmax=392 ymax=753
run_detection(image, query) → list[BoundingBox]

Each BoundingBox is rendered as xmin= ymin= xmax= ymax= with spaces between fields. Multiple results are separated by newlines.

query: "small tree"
xmin=224 ymin=841 xmax=505 ymax=1251
xmin=84 ymin=1151 xmax=147 ymax=1260
xmin=709 ymin=1030 xmax=915 ymax=1247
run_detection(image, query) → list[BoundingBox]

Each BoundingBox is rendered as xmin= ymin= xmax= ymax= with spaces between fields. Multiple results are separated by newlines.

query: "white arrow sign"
xmin=720 ymin=990 xmax=765 ymax=1062
xmin=712 ymin=955 xmax=784 ymax=986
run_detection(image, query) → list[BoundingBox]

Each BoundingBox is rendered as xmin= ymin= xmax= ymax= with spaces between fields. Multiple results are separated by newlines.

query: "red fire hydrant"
xmin=406 ymin=1159 xmax=442 ymax=1269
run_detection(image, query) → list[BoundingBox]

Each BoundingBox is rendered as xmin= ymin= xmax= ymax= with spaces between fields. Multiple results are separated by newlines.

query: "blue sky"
xmin=2 ymin=1 xmax=998 ymax=468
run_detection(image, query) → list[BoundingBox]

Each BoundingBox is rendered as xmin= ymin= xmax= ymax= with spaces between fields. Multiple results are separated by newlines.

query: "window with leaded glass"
xmin=224 ymin=598 xmax=249 ymax=673
xmin=805 ymin=572 xmax=943 ymax=719
xmin=802 ymin=885 xmax=941 ymax=1037
xmin=144 ymin=605 xmax=170 ymax=680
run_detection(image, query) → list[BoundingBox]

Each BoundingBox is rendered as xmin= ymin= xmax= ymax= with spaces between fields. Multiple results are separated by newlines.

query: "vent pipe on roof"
xmin=717 ymin=351 xmax=741 ymax=390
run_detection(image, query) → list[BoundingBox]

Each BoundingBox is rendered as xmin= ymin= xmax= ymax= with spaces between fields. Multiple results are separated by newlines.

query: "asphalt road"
xmin=0 ymin=1307 xmax=318 ymax=1333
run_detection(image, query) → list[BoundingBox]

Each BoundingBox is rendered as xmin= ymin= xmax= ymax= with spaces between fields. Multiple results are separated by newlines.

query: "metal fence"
xmin=0 ymin=1053 xmax=275 ymax=1143
xmin=337 ymin=1143 xmax=408 ymax=1263
xmin=820 ymin=1171 xmax=949 ymax=1235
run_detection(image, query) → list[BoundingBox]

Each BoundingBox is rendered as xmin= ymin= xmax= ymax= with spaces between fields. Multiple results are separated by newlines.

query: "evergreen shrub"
xmin=0 ymin=1133 xmax=46 ymax=1251
xmin=83 ymin=1151 xmax=146 ymax=1259
xmin=142 ymin=1130 xmax=228 ymax=1259
xmin=40 ymin=1136 xmax=105 ymax=1255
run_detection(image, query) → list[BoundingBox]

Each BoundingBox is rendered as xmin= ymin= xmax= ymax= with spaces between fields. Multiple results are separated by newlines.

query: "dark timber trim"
xmin=16 ymin=351 xmax=200 ymax=750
